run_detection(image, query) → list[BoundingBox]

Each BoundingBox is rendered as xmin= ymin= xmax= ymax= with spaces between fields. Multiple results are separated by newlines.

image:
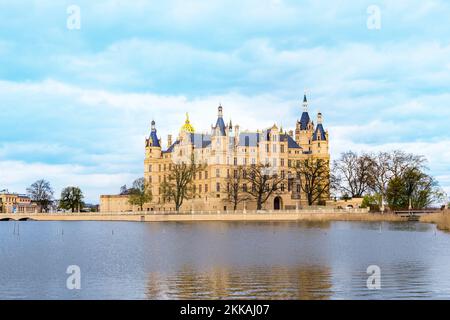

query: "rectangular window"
xmin=205 ymin=171 xmax=208 ymax=179
xmin=149 ymin=165 xmax=152 ymax=172
xmin=199 ymin=171 xmax=202 ymax=180
xmin=205 ymin=184 xmax=208 ymax=192
xmin=281 ymin=145 xmax=285 ymax=153
xmin=216 ymin=183 xmax=220 ymax=192
xmin=234 ymin=157 xmax=238 ymax=165
xmin=199 ymin=184 xmax=202 ymax=193
xmin=281 ymin=159 xmax=285 ymax=167
xmin=216 ymin=168 xmax=220 ymax=178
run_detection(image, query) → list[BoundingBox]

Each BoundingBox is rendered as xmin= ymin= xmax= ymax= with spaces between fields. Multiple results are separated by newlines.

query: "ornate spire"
xmin=149 ymin=120 xmax=161 ymax=148
xmin=302 ymin=91 xmax=308 ymax=112
xmin=181 ymin=112 xmax=195 ymax=133
xmin=317 ymin=111 xmax=323 ymax=124
xmin=214 ymin=104 xmax=226 ymax=136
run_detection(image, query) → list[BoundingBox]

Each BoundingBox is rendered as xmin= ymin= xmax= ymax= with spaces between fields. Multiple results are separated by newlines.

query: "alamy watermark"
xmin=367 ymin=5 xmax=381 ymax=30
xmin=67 ymin=5 xmax=81 ymax=30
xmin=66 ymin=265 xmax=81 ymax=290
xmin=366 ymin=265 xmax=381 ymax=290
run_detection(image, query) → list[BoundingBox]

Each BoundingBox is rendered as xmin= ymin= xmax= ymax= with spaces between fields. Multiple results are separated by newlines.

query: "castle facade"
xmin=100 ymin=95 xmax=330 ymax=212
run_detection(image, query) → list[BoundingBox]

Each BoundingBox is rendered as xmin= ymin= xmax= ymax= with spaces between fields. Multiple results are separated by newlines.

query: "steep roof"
xmin=149 ymin=120 xmax=161 ymax=148
xmin=313 ymin=124 xmax=326 ymax=141
xmin=299 ymin=112 xmax=310 ymax=130
xmin=280 ymin=134 xmax=301 ymax=148
xmin=214 ymin=117 xmax=226 ymax=136
xmin=163 ymin=140 xmax=180 ymax=153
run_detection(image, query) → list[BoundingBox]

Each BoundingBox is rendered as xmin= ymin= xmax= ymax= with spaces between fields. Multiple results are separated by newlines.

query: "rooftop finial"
xmin=317 ymin=111 xmax=323 ymax=124
xmin=151 ymin=120 xmax=156 ymax=132
xmin=303 ymin=90 xmax=308 ymax=112
xmin=218 ymin=103 xmax=223 ymax=118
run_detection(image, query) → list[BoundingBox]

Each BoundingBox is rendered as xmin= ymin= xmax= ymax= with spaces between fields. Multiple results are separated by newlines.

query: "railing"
xmin=394 ymin=209 xmax=441 ymax=216
xmin=0 ymin=207 xmax=370 ymax=216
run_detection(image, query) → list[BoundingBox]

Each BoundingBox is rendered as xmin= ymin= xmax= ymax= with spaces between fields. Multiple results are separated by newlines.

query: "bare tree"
xmin=244 ymin=164 xmax=285 ymax=210
xmin=291 ymin=157 xmax=330 ymax=205
xmin=160 ymin=159 xmax=205 ymax=212
xmin=389 ymin=150 xmax=426 ymax=179
xmin=333 ymin=151 xmax=374 ymax=198
xmin=369 ymin=152 xmax=391 ymax=198
xmin=223 ymin=165 xmax=250 ymax=211
xmin=27 ymin=179 xmax=54 ymax=212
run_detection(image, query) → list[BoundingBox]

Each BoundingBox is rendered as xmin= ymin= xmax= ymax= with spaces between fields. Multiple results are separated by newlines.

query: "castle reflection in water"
xmin=145 ymin=265 xmax=333 ymax=299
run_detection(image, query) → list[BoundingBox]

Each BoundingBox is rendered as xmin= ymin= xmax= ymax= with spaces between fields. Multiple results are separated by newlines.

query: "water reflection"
xmin=1 ymin=220 xmax=450 ymax=299
xmin=146 ymin=265 xmax=333 ymax=299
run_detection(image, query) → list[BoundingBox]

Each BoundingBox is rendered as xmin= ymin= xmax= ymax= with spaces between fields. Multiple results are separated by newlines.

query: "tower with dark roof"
xmin=145 ymin=120 xmax=162 ymax=160
xmin=311 ymin=111 xmax=329 ymax=155
xmin=295 ymin=93 xmax=315 ymax=151
xmin=213 ymin=104 xmax=226 ymax=136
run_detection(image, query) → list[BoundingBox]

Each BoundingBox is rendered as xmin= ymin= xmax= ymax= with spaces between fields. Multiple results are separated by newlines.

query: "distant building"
xmin=100 ymin=94 xmax=330 ymax=212
xmin=0 ymin=190 xmax=38 ymax=213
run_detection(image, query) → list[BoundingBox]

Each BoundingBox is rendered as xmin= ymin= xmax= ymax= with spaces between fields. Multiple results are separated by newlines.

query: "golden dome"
xmin=181 ymin=112 xmax=195 ymax=133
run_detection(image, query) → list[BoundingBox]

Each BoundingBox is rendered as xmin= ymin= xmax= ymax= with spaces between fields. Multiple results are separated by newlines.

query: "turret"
xmin=312 ymin=111 xmax=328 ymax=155
xmin=213 ymin=104 xmax=226 ymax=136
xmin=146 ymin=120 xmax=162 ymax=159
xmin=296 ymin=92 xmax=314 ymax=150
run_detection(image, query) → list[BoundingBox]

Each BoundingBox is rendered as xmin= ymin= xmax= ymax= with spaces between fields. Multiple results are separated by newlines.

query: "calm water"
xmin=1 ymin=220 xmax=450 ymax=299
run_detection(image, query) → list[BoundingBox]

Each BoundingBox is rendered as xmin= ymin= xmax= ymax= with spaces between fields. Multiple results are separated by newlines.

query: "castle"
xmin=100 ymin=94 xmax=330 ymax=212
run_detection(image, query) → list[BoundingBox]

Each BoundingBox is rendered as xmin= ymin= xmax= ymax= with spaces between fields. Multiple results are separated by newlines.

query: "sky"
xmin=0 ymin=0 xmax=449 ymax=203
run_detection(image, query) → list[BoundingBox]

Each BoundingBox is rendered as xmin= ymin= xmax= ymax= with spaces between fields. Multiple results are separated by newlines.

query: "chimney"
xmin=167 ymin=134 xmax=172 ymax=148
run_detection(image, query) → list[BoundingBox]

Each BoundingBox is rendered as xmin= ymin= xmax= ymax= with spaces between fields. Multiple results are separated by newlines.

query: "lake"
xmin=1 ymin=220 xmax=450 ymax=299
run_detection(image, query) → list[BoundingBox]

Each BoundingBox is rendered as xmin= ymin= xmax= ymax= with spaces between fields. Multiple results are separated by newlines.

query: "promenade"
xmin=0 ymin=208 xmax=409 ymax=223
